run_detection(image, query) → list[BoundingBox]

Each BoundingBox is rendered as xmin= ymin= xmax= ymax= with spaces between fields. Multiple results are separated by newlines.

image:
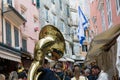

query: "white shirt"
xmin=116 ymin=35 xmax=120 ymax=77
xmin=71 ymin=75 xmax=88 ymax=80
xmin=97 ymin=70 xmax=108 ymax=80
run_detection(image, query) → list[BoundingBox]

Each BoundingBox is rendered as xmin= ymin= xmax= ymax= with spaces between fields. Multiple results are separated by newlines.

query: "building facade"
xmin=38 ymin=0 xmax=73 ymax=59
xmin=0 ymin=0 xmax=39 ymax=76
xmin=69 ymin=0 xmax=90 ymax=62
xmin=87 ymin=0 xmax=120 ymax=79
xmin=89 ymin=0 xmax=120 ymax=36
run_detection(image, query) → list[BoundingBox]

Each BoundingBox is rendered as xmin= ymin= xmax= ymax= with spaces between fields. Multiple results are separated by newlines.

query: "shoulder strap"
xmin=63 ymin=73 xmax=66 ymax=80
xmin=54 ymin=72 xmax=61 ymax=80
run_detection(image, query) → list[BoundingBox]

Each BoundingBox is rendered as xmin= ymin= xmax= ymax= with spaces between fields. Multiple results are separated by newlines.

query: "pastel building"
xmin=86 ymin=0 xmax=120 ymax=79
xmin=89 ymin=0 xmax=120 ymax=36
xmin=0 ymin=0 xmax=39 ymax=75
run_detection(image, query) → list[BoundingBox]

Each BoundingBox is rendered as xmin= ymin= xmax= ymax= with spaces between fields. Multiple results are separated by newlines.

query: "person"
xmin=91 ymin=65 xmax=108 ymax=80
xmin=0 ymin=74 xmax=6 ymax=80
xmin=55 ymin=62 xmax=70 ymax=80
xmin=66 ymin=69 xmax=73 ymax=78
xmin=9 ymin=71 xmax=18 ymax=80
xmin=84 ymin=68 xmax=93 ymax=80
xmin=18 ymin=66 xmax=27 ymax=80
xmin=38 ymin=59 xmax=59 ymax=80
xmin=71 ymin=65 xmax=88 ymax=80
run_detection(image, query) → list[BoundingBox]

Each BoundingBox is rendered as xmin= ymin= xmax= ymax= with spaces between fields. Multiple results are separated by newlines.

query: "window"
xmin=6 ymin=21 xmax=11 ymax=46
xmin=116 ymin=0 xmax=120 ymax=15
xmin=53 ymin=16 xmax=55 ymax=25
xmin=22 ymin=38 xmax=27 ymax=51
xmin=84 ymin=30 xmax=86 ymax=37
xmin=14 ymin=27 xmax=19 ymax=47
xmin=51 ymin=0 xmax=55 ymax=4
xmin=66 ymin=5 xmax=70 ymax=17
xmin=101 ymin=10 xmax=106 ymax=31
xmin=55 ymin=16 xmax=57 ymax=26
xmin=59 ymin=0 xmax=62 ymax=10
xmin=60 ymin=21 xmax=64 ymax=32
xmin=45 ymin=9 xmax=49 ymax=22
xmin=53 ymin=15 xmax=57 ymax=26
xmin=106 ymin=0 xmax=112 ymax=27
xmin=82 ymin=45 xmax=87 ymax=52
xmin=36 ymin=0 xmax=40 ymax=8
xmin=3 ymin=0 xmax=14 ymax=7
xmin=7 ymin=0 xmax=12 ymax=5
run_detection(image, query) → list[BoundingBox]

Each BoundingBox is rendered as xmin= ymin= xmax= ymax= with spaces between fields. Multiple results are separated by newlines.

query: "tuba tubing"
xmin=27 ymin=25 xmax=65 ymax=80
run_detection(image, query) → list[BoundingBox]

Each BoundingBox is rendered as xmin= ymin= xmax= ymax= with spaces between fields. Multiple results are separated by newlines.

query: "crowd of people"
xmin=0 ymin=59 xmax=109 ymax=80
xmin=0 ymin=65 xmax=27 ymax=80
xmin=35 ymin=59 xmax=109 ymax=80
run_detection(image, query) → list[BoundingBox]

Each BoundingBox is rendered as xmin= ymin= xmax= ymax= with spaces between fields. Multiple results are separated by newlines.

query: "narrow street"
xmin=0 ymin=0 xmax=120 ymax=80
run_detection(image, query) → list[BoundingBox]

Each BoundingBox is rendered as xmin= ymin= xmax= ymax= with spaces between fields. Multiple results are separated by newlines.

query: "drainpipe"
xmin=1 ymin=0 xmax=4 ymax=43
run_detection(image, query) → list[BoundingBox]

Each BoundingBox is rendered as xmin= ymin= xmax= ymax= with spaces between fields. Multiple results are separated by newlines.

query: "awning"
xmin=86 ymin=41 xmax=105 ymax=58
xmin=94 ymin=24 xmax=120 ymax=41
xmin=0 ymin=50 xmax=21 ymax=62
xmin=85 ymin=24 xmax=120 ymax=64
xmin=0 ymin=43 xmax=21 ymax=62
xmin=3 ymin=5 xmax=26 ymax=26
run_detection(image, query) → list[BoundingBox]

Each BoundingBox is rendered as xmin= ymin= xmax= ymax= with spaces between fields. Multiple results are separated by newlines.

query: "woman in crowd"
xmin=71 ymin=65 xmax=88 ymax=80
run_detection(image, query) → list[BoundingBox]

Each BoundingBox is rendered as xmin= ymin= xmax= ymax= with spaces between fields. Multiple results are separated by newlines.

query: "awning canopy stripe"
xmin=0 ymin=50 xmax=21 ymax=62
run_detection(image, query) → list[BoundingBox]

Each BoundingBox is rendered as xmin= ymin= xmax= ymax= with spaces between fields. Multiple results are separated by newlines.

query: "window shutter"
xmin=36 ymin=0 xmax=40 ymax=8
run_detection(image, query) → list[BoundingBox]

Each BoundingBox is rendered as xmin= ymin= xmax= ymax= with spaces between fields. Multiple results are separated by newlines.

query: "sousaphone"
xmin=27 ymin=25 xmax=65 ymax=80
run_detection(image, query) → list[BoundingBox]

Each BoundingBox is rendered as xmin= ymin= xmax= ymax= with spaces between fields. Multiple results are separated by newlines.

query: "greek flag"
xmin=77 ymin=6 xmax=88 ymax=46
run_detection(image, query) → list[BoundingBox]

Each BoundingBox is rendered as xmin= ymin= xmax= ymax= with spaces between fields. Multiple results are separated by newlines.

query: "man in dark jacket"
xmin=55 ymin=62 xmax=70 ymax=80
xmin=38 ymin=59 xmax=59 ymax=80
xmin=38 ymin=68 xmax=59 ymax=80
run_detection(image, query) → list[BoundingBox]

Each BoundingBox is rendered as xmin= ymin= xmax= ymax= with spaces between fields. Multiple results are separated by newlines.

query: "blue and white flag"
xmin=77 ymin=6 xmax=88 ymax=46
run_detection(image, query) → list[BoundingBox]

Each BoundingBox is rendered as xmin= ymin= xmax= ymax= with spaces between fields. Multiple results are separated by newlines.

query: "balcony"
xmin=3 ymin=4 xmax=26 ymax=26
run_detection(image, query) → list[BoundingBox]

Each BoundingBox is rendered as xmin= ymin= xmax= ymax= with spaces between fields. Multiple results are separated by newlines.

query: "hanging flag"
xmin=77 ymin=6 xmax=88 ymax=46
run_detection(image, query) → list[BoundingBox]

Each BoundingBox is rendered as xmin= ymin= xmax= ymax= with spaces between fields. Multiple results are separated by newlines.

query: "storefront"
xmin=0 ymin=43 xmax=21 ymax=79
